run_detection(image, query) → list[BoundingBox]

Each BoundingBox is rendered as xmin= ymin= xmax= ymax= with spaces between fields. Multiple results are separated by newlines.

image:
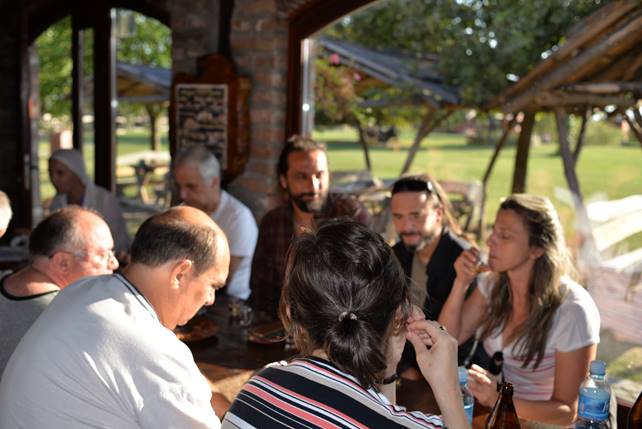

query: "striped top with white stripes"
xmin=222 ymin=356 xmax=444 ymax=429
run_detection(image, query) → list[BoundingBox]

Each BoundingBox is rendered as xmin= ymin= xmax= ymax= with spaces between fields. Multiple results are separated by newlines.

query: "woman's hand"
xmin=467 ymin=364 xmax=499 ymax=407
xmin=407 ymin=320 xmax=469 ymax=429
xmin=385 ymin=306 xmax=425 ymax=376
xmin=405 ymin=319 xmax=458 ymax=387
xmin=454 ymin=248 xmax=482 ymax=286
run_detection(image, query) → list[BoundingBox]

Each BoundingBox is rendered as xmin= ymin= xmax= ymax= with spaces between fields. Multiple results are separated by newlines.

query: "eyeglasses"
xmin=54 ymin=248 xmax=115 ymax=264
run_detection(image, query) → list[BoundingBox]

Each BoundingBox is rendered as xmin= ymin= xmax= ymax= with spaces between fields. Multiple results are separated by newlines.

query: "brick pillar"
xmin=229 ymin=0 xmax=289 ymax=219
xmin=170 ymin=0 xmax=224 ymax=75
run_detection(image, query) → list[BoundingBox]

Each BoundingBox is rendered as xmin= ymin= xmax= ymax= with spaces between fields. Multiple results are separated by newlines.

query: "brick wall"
xmin=227 ymin=0 xmax=289 ymax=219
xmin=169 ymin=0 xmax=290 ymax=220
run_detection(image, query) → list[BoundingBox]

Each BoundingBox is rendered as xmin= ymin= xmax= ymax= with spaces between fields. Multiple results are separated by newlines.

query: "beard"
xmin=399 ymin=230 xmax=437 ymax=253
xmin=289 ymin=191 xmax=328 ymax=214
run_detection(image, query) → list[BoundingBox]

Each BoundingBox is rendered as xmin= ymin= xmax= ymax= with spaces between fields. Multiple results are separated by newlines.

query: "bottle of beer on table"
xmin=629 ymin=390 xmax=642 ymax=429
xmin=575 ymin=360 xmax=611 ymax=429
xmin=485 ymin=382 xmax=521 ymax=429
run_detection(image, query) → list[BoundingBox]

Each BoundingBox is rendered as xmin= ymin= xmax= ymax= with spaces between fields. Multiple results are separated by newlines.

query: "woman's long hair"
xmin=279 ymin=219 xmax=410 ymax=389
xmin=479 ymin=194 xmax=574 ymax=369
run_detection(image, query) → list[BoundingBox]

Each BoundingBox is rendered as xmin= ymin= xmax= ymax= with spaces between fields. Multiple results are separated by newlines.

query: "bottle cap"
xmin=458 ymin=366 xmax=468 ymax=384
xmin=590 ymin=360 xmax=606 ymax=376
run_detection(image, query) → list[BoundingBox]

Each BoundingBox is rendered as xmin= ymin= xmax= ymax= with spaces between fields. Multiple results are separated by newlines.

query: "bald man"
xmin=0 ymin=207 xmax=229 ymax=429
xmin=0 ymin=206 xmax=118 ymax=375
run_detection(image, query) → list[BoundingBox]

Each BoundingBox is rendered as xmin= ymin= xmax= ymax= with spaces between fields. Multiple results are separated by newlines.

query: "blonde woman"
xmin=439 ymin=194 xmax=599 ymax=426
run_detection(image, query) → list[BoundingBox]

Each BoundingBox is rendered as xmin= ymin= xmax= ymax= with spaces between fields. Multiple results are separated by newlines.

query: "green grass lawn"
xmin=314 ymin=125 xmax=642 ymax=248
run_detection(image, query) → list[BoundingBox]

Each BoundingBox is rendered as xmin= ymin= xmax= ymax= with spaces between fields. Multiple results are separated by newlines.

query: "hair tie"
xmin=338 ymin=311 xmax=358 ymax=322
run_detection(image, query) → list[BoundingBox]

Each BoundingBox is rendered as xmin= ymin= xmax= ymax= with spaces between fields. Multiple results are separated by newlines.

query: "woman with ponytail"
xmin=223 ymin=219 xmax=468 ymax=429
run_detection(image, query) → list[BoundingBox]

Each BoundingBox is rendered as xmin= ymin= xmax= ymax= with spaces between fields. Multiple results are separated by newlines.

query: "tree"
xmin=35 ymin=10 xmax=171 ymax=149
xmin=324 ymin=0 xmax=604 ymax=107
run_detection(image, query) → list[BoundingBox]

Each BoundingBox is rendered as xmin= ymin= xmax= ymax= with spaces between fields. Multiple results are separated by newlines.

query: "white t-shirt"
xmin=478 ymin=274 xmax=600 ymax=400
xmin=0 ymin=274 xmax=220 ymax=429
xmin=211 ymin=190 xmax=257 ymax=300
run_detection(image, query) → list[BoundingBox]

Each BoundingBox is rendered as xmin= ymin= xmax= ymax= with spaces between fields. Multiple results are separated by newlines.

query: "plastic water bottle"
xmin=575 ymin=360 xmax=611 ymax=429
xmin=458 ymin=366 xmax=475 ymax=426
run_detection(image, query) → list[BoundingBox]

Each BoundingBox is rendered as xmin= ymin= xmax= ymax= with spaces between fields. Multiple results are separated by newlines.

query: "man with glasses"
xmin=0 ymin=206 xmax=118 ymax=375
xmin=390 ymin=175 xmax=486 ymax=372
xmin=0 ymin=207 xmax=228 ymax=428
xmin=249 ymin=135 xmax=369 ymax=319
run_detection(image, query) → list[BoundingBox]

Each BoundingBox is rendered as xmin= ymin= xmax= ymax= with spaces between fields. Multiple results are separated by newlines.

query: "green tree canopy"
xmin=324 ymin=0 xmax=605 ymax=107
xmin=35 ymin=10 xmax=171 ymax=119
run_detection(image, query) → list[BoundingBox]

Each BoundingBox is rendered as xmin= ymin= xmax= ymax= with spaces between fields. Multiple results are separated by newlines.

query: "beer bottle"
xmin=485 ymin=383 xmax=521 ymax=429
xmin=629 ymin=390 xmax=642 ymax=429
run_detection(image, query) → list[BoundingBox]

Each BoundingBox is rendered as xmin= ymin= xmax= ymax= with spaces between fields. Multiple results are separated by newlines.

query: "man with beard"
xmin=249 ymin=135 xmax=369 ymax=319
xmin=391 ymin=175 xmax=486 ymax=371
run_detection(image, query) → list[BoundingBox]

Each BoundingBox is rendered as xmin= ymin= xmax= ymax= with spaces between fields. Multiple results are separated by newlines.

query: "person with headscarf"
xmin=48 ymin=149 xmax=130 ymax=255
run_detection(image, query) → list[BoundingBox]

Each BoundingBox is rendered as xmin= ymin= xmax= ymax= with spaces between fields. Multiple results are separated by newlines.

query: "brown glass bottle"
xmin=629 ymin=390 xmax=642 ymax=429
xmin=485 ymin=383 xmax=521 ymax=429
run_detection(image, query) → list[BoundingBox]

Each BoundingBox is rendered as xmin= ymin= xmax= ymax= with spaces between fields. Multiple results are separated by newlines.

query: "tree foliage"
xmin=35 ymin=10 xmax=171 ymax=120
xmin=324 ymin=0 xmax=605 ymax=107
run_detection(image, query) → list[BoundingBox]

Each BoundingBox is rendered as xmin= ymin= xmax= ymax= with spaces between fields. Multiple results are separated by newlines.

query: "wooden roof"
xmin=492 ymin=0 xmax=642 ymax=113
xmin=317 ymin=37 xmax=460 ymax=107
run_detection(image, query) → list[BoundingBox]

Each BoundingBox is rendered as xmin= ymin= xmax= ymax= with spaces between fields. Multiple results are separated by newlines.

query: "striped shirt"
xmin=478 ymin=275 xmax=600 ymax=401
xmin=222 ymin=357 xmax=443 ymax=428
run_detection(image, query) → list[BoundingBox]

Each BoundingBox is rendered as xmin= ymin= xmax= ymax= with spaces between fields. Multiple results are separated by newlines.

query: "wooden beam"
xmin=561 ymin=82 xmax=642 ymax=94
xmin=623 ymin=49 xmax=642 ymax=80
xmin=490 ymin=1 xmax=638 ymax=108
xmin=511 ymin=111 xmax=535 ymax=193
xmin=533 ymin=91 xmax=636 ymax=108
xmin=400 ymin=108 xmax=454 ymax=176
xmin=18 ymin=9 xmax=33 ymax=229
xmin=482 ymin=116 xmax=516 ymax=185
xmin=71 ymin=15 xmax=83 ymax=152
xmin=633 ymin=107 xmax=642 ymax=129
xmin=554 ymin=107 xmax=599 ymax=265
xmin=93 ymin=7 xmax=116 ymax=191
xmin=624 ymin=115 xmax=642 ymax=152
xmin=573 ymin=108 xmax=589 ymax=165
xmin=478 ymin=115 xmax=517 ymax=239
xmin=399 ymin=108 xmax=435 ymax=176
xmin=502 ymin=11 xmax=642 ymax=113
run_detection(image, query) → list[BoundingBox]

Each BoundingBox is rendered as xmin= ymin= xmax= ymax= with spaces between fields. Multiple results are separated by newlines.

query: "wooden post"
xmin=145 ymin=104 xmax=162 ymax=152
xmin=400 ymin=108 xmax=454 ymax=176
xmin=93 ymin=7 xmax=116 ymax=192
xmin=400 ymin=108 xmax=434 ymax=176
xmin=511 ymin=111 xmax=535 ymax=193
xmin=71 ymin=16 xmax=84 ymax=152
xmin=554 ymin=107 xmax=599 ymax=265
xmin=355 ymin=121 xmax=372 ymax=171
xmin=478 ymin=115 xmax=517 ymax=239
xmin=624 ymin=115 xmax=642 ymax=152
xmin=18 ymin=10 xmax=33 ymax=229
xmin=573 ymin=108 xmax=589 ymax=165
